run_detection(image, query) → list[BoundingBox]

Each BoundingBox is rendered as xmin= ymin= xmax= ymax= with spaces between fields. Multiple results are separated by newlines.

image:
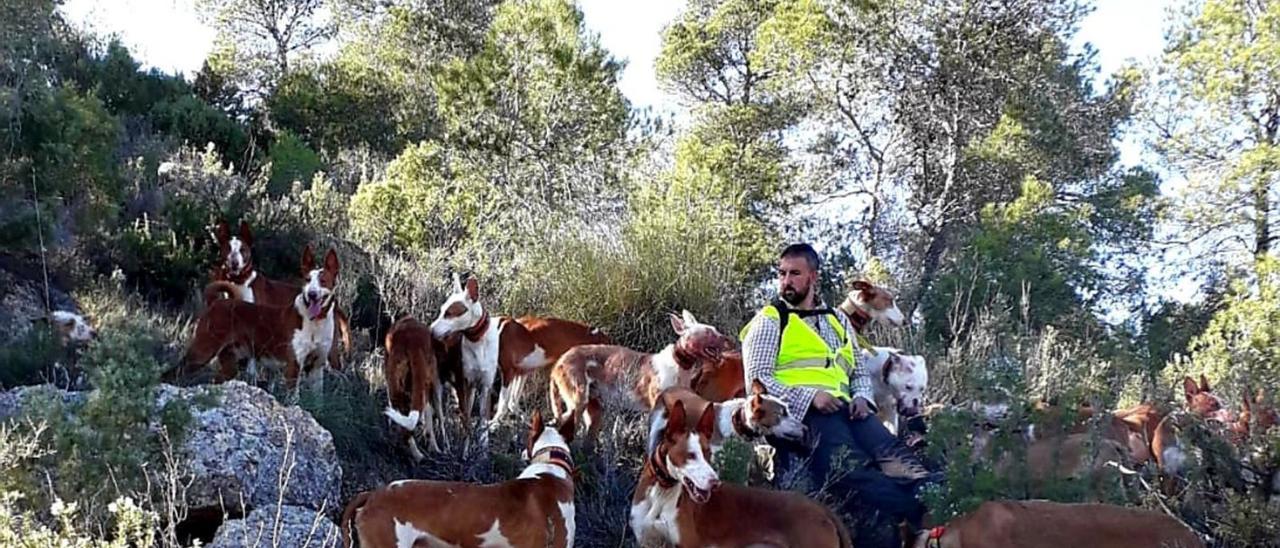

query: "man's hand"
xmin=812 ymin=391 xmax=841 ymax=414
xmin=850 ymin=397 xmax=873 ymax=419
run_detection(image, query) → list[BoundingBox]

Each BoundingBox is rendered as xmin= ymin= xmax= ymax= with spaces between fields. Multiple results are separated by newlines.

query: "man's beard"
xmin=781 ymin=285 xmax=808 ymax=306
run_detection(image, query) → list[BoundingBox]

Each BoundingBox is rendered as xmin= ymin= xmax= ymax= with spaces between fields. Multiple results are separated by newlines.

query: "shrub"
xmin=0 ymin=328 xmax=61 ymax=389
xmin=7 ymin=282 xmax=196 ymax=530
xmin=267 ymin=131 xmax=324 ymax=196
xmin=499 ymin=196 xmax=761 ymax=351
xmin=347 ymin=142 xmax=480 ymax=255
xmin=1164 ymin=256 xmax=1280 ymax=398
xmin=0 ymin=490 xmax=160 ymax=548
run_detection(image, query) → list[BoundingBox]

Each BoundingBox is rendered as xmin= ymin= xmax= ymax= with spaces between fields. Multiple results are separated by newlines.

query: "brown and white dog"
xmin=548 ymin=310 xmax=733 ymax=445
xmin=862 ymin=346 xmax=929 ymax=435
xmin=210 ymin=221 xmax=352 ymax=370
xmin=429 ymin=274 xmax=610 ymax=433
xmin=341 ymin=409 xmax=576 ymax=548
xmin=383 ymin=316 xmax=442 ymax=461
xmin=499 ymin=315 xmax=612 ymax=421
xmin=43 ymin=310 xmax=97 ymax=345
xmin=651 ymin=380 xmax=806 ymax=456
xmin=691 ymin=350 xmax=746 ymax=402
xmin=173 ymin=248 xmax=341 ymax=392
xmin=1231 ymin=386 xmax=1280 ymax=442
xmin=631 ymin=399 xmax=852 ymax=548
xmin=903 ymin=499 xmax=1204 ymax=548
xmin=838 ymin=279 xmax=906 ymax=332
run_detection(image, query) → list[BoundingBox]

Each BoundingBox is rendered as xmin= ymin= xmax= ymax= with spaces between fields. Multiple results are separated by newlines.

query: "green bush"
xmin=1165 ymin=256 xmax=1280 ymax=397
xmin=0 ymin=490 xmax=160 ymax=548
xmin=267 ymin=131 xmax=324 ymax=196
xmin=347 ymin=142 xmax=480 ymax=255
xmin=5 ymin=284 xmax=197 ymax=530
xmin=0 ymin=328 xmax=60 ymax=389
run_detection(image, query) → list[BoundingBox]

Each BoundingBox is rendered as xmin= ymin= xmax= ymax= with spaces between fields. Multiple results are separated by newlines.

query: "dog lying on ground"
xmin=903 ymin=499 xmax=1204 ymax=548
xmin=651 ymin=380 xmax=806 ymax=456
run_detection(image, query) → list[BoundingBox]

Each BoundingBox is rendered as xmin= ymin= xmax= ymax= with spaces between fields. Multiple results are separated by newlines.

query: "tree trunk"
xmin=1256 ymin=176 xmax=1272 ymax=262
xmin=907 ymin=223 xmax=951 ymax=321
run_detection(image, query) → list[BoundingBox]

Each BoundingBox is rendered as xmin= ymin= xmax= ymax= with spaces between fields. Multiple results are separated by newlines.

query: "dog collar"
xmin=531 ymin=446 xmax=575 ymax=477
xmin=928 ymin=526 xmax=945 ymax=547
xmin=846 ymin=304 xmax=872 ymax=332
xmin=224 ymin=267 xmax=255 ymax=286
xmin=648 ymin=449 xmax=679 ymax=489
xmin=463 ymin=309 xmax=490 ymax=342
xmin=732 ymin=406 xmax=758 ymax=439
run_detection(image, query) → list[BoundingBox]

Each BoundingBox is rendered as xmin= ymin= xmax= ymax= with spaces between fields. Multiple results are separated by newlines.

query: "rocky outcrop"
xmin=159 ymin=381 xmax=342 ymax=514
xmin=0 ymin=381 xmax=342 ymax=517
xmin=206 ymin=504 xmax=341 ymax=548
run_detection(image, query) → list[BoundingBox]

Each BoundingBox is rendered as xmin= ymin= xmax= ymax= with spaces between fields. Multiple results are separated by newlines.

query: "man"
xmin=741 ymin=243 xmax=929 ymax=541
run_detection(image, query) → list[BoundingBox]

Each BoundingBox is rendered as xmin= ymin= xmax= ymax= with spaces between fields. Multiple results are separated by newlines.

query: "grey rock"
xmin=162 ymin=381 xmax=342 ymax=515
xmin=0 ymin=381 xmax=342 ymax=516
xmin=206 ymin=504 xmax=341 ymax=548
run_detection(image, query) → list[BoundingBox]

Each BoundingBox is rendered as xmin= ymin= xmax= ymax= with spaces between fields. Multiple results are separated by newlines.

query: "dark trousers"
xmin=772 ymin=404 xmax=928 ymax=537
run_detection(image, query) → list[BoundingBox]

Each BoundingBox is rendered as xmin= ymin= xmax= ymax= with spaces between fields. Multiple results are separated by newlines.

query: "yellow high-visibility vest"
xmin=741 ymin=304 xmax=857 ymax=401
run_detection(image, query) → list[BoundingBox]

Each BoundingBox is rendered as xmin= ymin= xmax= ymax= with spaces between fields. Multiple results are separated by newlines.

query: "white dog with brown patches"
xmin=342 ymin=410 xmax=577 ymax=548
xmin=651 ymin=380 xmax=806 ymax=456
xmin=548 ymin=310 xmax=734 ymax=446
xmin=632 ymin=399 xmax=852 ymax=547
xmin=861 ymin=346 xmax=929 ymax=435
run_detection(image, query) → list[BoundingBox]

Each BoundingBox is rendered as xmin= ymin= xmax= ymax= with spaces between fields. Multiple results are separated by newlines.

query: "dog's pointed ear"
xmin=451 ymin=272 xmax=463 ymax=293
xmin=238 ymin=220 xmax=253 ymax=247
xmin=1199 ymin=374 xmax=1212 ymax=393
xmin=851 ymin=280 xmax=873 ymax=293
xmin=301 ymin=244 xmax=316 ymax=273
xmin=682 ymin=309 xmax=699 ymax=328
xmin=1242 ymin=388 xmax=1254 ymax=412
xmin=669 ymin=312 xmax=686 ymax=335
xmin=751 ymin=378 xmax=768 ymax=397
xmin=465 ymin=277 xmax=479 ymax=302
xmin=215 ymin=221 xmax=230 ymax=244
xmin=667 ymin=400 xmax=688 ymax=437
xmin=1182 ymin=376 xmax=1200 ymax=401
xmin=324 ymin=248 xmax=340 ymax=274
xmin=558 ymin=412 xmax=576 ymax=444
xmin=696 ymin=404 xmax=717 ymax=438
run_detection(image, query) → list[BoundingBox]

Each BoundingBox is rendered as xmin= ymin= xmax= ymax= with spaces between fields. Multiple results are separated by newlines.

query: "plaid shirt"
xmin=742 ymin=302 xmax=874 ymax=418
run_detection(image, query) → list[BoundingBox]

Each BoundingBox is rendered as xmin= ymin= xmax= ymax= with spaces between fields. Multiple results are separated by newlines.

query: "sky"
xmin=64 ymin=0 xmax=1175 ymax=116
xmin=60 ymin=0 xmax=1192 ymax=309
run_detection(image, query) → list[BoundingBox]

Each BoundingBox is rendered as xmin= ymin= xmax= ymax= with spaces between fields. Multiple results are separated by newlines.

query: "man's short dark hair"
xmin=780 ymin=243 xmax=821 ymax=272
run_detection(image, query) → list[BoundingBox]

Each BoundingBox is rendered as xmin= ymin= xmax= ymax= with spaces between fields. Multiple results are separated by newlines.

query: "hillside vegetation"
xmin=2 ymin=0 xmax=1279 ymax=546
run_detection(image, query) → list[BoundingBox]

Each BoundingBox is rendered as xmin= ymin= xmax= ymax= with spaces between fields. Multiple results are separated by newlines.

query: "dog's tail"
xmin=336 ymin=308 xmax=353 ymax=357
xmin=340 ymin=491 xmax=371 ymax=548
xmin=202 ymin=281 xmax=241 ymax=306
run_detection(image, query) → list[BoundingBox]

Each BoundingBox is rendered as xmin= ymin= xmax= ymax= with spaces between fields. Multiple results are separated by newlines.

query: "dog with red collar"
xmin=901 ymin=500 xmax=1203 ymax=548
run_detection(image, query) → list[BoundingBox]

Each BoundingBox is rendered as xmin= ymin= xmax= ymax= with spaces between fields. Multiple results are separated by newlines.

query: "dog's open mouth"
xmin=304 ymin=294 xmax=327 ymax=319
xmin=682 ymin=478 xmax=712 ymax=504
